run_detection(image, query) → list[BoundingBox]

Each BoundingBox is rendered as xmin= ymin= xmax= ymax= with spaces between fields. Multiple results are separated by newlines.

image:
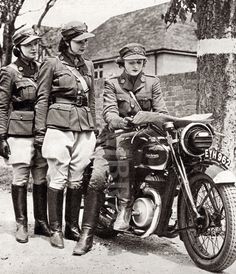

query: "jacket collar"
xmin=14 ymin=58 xmax=38 ymax=78
xmin=59 ymin=52 xmax=88 ymax=75
xmin=118 ymin=71 xmax=145 ymax=93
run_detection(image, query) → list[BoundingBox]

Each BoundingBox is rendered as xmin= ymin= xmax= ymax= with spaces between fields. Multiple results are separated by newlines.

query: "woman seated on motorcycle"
xmin=73 ymin=42 xmax=168 ymax=256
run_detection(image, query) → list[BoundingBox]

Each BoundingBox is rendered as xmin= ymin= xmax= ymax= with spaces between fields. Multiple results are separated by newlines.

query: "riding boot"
xmin=48 ymin=187 xmax=64 ymax=249
xmin=113 ymin=198 xmax=132 ymax=231
xmin=33 ymin=184 xmax=50 ymax=237
xmin=11 ymin=185 xmax=28 ymax=243
xmin=64 ymin=187 xmax=82 ymax=241
xmin=113 ymin=159 xmax=133 ymax=231
xmin=73 ymin=189 xmax=104 ymax=256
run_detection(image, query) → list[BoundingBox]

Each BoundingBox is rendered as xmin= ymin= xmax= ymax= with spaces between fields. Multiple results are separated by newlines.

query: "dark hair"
xmin=58 ymin=38 xmax=69 ymax=53
xmin=116 ymin=57 xmax=124 ymax=67
xmin=116 ymin=57 xmax=147 ymax=68
xmin=13 ymin=46 xmax=21 ymax=57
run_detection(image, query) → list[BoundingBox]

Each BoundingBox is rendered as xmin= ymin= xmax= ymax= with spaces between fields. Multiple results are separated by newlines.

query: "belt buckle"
xmin=76 ymin=96 xmax=83 ymax=107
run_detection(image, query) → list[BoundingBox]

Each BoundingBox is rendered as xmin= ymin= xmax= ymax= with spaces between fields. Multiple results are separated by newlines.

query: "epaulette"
xmin=83 ymin=56 xmax=90 ymax=61
xmin=106 ymin=73 xmax=119 ymax=80
xmin=144 ymin=73 xmax=157 ymax=78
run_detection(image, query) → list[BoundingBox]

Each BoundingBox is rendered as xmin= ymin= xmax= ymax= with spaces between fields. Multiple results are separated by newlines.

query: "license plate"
xmin=204 ymin=149 xmax=231 ymax=169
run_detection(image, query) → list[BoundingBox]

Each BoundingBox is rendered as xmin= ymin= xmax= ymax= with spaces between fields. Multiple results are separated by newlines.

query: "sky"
xmin=16 ymin=0 xmax=170 ymax=31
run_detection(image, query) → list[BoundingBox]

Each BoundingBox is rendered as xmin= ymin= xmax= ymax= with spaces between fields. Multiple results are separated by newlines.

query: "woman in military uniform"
xmin=73 ymin=43 xmax=168 ymax=255
xmin=0 ymin=28 xmax=50 ymax=243
xmin=34 ymin=21 xmax=97 ymax=249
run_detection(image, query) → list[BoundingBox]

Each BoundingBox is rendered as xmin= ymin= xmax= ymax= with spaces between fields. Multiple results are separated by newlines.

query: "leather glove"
xmin=0 ymin=134 xmax=11 ymax=159
xmin=94 ymin=129 xmax=99 ymax=138
xmin=116 ymin=117 xmax=134 ymax=129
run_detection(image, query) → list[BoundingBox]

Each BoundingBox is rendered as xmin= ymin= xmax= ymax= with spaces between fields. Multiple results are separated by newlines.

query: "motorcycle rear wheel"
xmin=178 ymin=174 xmax=236 ymax=272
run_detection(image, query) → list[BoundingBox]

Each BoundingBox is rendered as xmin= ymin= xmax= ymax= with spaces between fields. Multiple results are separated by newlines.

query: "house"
xmin=86 ymin=2 xmax=197 ymax=79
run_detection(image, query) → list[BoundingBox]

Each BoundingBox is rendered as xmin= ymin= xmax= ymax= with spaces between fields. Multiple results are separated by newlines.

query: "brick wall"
xmin=160 ymin=71 xmax=197 ymax=116
xmin=95 ymin=71 xmax=197 ymax=130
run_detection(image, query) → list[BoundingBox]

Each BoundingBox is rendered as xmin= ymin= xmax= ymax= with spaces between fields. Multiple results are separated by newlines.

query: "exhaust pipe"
xmin=141 ymin=186 xmax=162 ymax=238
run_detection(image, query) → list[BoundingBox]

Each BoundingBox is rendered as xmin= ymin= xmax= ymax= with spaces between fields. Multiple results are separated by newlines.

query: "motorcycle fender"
xmin=192 ymin=162 xmax=236 ymax=185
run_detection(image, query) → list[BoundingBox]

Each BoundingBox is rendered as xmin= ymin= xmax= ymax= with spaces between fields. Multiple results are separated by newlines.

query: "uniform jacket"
xmin=34 ymin=53 xmax=96 ymax=135
xmin=103 ymin=71 xmax=168 ymax=130
xmin=0 ymin=58 xmax=38 ymax=135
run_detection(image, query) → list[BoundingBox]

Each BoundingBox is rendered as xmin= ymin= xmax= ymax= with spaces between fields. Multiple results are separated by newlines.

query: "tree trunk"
xmin=2 ymin=23 xmax=15 ymax=65
xmin=196 ymin=0 xmax=236 ymax=171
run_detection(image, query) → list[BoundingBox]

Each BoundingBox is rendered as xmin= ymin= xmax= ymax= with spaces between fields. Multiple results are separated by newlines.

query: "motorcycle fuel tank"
xmin=141 ymin=142 xmax=169 ymax=170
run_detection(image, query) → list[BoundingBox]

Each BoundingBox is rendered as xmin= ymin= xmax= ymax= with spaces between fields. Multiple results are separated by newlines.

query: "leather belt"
xmin=12 ymin=100 xmax=34 ymax=111
xmin=54 ymin=96 xmax=88 ymax=107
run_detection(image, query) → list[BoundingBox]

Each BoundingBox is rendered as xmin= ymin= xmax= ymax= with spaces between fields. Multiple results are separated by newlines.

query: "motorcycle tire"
xmin=95 ymin=202 xmax=118 ymax=239
xmin=178 ymin=173 xmax=236 ymax=272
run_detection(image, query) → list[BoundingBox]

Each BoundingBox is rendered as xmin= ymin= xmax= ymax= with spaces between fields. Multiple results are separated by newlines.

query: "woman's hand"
xmin=34 ymin=134 xmax=45 ymax=151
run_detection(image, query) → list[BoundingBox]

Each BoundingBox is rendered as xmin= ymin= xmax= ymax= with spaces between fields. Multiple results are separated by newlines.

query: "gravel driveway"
xmin=1 ymin=190 xmax=236 ymax=274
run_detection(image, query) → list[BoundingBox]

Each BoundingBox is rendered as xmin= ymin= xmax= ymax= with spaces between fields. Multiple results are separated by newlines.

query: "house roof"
xmin=86 ymin=2 xmax=197 ymax=62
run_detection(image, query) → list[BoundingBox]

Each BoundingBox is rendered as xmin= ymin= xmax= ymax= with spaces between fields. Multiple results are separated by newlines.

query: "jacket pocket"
xmin=53 ymin=69 xmax=75 ymax=89
xmin=137 ymin=95 xmax=152 ymax=111
xmin=117 ymin=96 xmax=131 ymax=116
xmin=8 ymin=110 xmax=34 ymax=136
xmin=46 ymin=103 xmax=72 ymax=129
xmin=15 ymin=79 xmax=37 ymax=101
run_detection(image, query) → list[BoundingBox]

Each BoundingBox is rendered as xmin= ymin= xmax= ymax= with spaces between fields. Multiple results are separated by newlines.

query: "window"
xmin=94 ymin=63 xmax=103 ymax=79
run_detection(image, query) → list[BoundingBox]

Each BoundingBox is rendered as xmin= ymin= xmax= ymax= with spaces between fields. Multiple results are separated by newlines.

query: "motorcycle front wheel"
xmin=178 ymin=173 xmax=236 ymax=272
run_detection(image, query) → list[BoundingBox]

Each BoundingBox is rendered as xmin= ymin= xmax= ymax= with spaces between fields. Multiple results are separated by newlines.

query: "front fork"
xmin=165 ymin=123 xmax=201 ymax=220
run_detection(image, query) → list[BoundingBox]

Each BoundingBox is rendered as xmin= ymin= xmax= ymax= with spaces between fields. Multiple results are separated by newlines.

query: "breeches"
xmin=42 ymin=128 xmax=96 ymax=190
xmin=89 ymin=134 xmax=134 ymax=196
xmin=11 ymin=150 xmax=48 ymax=186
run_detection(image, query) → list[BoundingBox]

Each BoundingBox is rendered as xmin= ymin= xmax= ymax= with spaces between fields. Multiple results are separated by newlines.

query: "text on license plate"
xmin=204 ymin=149 xmax=231 ymax=169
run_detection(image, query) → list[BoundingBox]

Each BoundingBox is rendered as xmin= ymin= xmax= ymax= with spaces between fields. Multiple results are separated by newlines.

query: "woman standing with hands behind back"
xmin=34 ymin=21 xmax=97 ymax=249
xmin=0 ymin=28 xmax=50 ymax=243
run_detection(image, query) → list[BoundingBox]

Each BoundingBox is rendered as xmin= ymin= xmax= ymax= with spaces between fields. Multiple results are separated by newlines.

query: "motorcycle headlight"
xmin=180 ymin=123 xmax=213 ymax=157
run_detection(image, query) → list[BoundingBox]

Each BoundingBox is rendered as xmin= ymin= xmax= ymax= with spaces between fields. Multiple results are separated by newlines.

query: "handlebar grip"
xmin=114 ymin=129 xmax=125 ymax=134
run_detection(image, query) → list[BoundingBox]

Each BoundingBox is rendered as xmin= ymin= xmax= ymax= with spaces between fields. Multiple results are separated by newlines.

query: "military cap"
xmin=61 ymin=21 xmax=95 ymax=41
xmin=119 ymin=43 xmax=146 ymax=60
xmin=13 ymin=28 xmax=41 ymax=46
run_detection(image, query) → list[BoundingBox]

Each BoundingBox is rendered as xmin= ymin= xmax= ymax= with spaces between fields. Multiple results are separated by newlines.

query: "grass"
xmin=0 ymin=165 xmax=33 ymax=192
xmin=0 ymin=165 xmax=13 ymax=191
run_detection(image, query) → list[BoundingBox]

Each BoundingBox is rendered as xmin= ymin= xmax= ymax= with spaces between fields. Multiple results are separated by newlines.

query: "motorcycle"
xmin=94 ymin=114 xmax=236 ymax=272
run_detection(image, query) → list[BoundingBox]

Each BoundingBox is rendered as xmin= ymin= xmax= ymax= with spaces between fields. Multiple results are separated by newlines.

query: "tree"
xmin=0 ymin=0 xmax=25 ymax=65
xmin=0 ymin=0 xmax=58 ymax=66
xmin=36 ymin=0 xmax=57 ymax=29
xmin=33 ymin=0 xmax=58 ymax=61
xmin=164 ymin=0 xmax=236 ymax=171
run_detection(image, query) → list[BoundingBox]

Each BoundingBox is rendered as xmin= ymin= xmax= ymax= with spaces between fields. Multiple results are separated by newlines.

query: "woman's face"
xmin=20 ymin=40 xmax=38 ymax=60
xmin=124 ymin=59 xmax=145 ymax=76
xmin=69 ymin=39 xmax=88 ymax=55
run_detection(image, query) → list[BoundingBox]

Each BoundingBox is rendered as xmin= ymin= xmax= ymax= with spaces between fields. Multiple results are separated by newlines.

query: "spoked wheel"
xmin=95 ymin=198 xmax=118 ymax=239
xmin=178 ymin=174 xmax=236 ymax=272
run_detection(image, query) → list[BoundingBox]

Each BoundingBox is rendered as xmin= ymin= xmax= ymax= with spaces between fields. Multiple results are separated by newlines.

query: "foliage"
xmin=0 ymin=0 xmax=25 ymax=65
xmin=0 ymin=0 xmax=25 ymax=27
xmin=0 ymin=165 xmax=12 ymax=191
xmin=0 ymin=0 xmax=58 ymax=66
xmin=36 ymin=0 xmax=57 ymax=28
xmin=162 ymin=0 xmax=197 ymax=28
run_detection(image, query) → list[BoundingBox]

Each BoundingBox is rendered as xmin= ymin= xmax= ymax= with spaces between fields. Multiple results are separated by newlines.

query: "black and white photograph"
xmin=0 ymin=0 xmax=236 ymax=273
